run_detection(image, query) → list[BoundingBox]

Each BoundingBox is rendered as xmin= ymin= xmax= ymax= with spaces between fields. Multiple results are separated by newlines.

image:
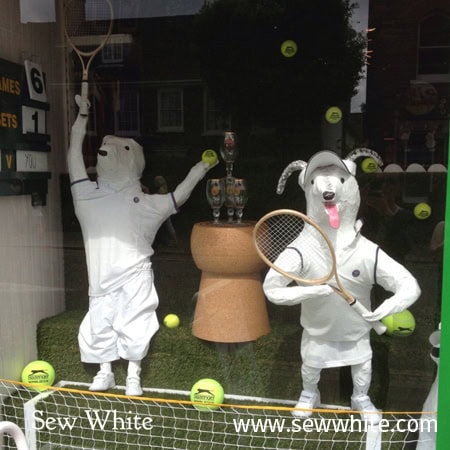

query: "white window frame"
xmin=157 ymin=88 xmax=184 ymax=132
xmin=102 ymin=43 xmax=124 ymax=64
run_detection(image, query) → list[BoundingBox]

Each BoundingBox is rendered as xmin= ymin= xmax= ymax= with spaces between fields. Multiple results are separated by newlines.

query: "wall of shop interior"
xmin=0 ymin=1 xmax=68 ymax=381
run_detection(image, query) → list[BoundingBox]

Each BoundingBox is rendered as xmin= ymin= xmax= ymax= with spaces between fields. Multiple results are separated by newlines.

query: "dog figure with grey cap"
xmin=263 ymin=149 xmax=421 ymax=423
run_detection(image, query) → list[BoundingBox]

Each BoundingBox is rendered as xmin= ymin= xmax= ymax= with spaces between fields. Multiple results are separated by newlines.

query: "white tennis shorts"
xmin=78 ymin=267 xmax=159 ymax=363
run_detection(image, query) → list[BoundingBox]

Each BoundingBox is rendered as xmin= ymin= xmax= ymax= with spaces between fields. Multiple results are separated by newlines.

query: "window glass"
xmin=0 ymin=1 xmax=449 ymax=449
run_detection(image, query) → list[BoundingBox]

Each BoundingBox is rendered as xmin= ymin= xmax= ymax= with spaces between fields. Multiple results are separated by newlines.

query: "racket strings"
xmin=65 ymin=0 xmax=112 ymax=40
xmin=255 ymin=214 xmax=306 ymax=263
xmin=255 ymin=212 xmax=334 ymax=283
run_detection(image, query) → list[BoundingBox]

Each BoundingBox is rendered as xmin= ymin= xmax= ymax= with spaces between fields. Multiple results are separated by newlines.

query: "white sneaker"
xmin=126 ymin=376 xmax=143 ymax=396
xmin=89 ymin=371 xmax=115 ymax=392
xmin=351 ymin=395 xmax=381 ymax=425
xmin=292 ymin=390 xmax=320 ymax=418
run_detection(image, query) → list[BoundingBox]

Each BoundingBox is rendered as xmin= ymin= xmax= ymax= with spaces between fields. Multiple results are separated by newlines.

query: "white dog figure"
xmin=263 ymin=149 xmax=421 ymax=423
xmin=68 ymin=95 xmax=215 ymax=396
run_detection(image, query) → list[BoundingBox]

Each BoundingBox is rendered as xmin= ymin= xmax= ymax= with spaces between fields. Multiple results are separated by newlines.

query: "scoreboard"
xmin=0 ymin=58 xmax=51 ymax=206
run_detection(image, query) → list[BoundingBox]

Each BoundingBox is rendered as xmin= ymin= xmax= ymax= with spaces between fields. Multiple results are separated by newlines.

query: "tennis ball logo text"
xmin=192 ymin=388 xmax=215 ymax=403
xmin=33 ymin=409 xmax=154 ymax=431
xmin=28 ymin=369 xmax=51 ymax=383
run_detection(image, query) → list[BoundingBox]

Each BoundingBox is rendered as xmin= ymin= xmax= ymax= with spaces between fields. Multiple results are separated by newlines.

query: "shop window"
xmin=115 ymin=89 xmax=140 ymax=136
xmin=102 ymin=43 xmax=124 ymax=64
xmin=203 ymin=89 xmax=231 ymax=135
xmin=157 ymin=88 xmax=184 ymax=132
xmin=417 ymin=13 xmax=450 ymax=82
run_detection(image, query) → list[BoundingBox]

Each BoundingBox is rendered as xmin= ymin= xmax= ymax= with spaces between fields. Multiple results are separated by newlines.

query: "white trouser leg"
xmin=301 ymin=363 xmax=321 ymax=393
xmin=126 ymin=360 xmax=143 ymax=396
xmin=351 ymin=359 xmax=372 ymax=398
xmin=350 ymin=359 xmax=381 ymax=425
xmin=292 ymin=364 xmax=321 ymax=418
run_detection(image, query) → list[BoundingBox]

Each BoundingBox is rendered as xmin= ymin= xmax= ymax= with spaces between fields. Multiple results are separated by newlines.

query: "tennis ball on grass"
xmin=414 ymin=202 xmax=431 ymax=220
xmin=202 ymin=149 xmax=218 ymax=166
xmin=361 ymin=157 xmax=378 ymax=173
xmin=21 ymin=360 xmax=55 ymax=391
xmin=163 ymin=314 xmax=180 ymax=328
xmin=381 ymin=310 xmax=416 ymax=337
xmin=190 ymin=378 xmax=224 ymax=411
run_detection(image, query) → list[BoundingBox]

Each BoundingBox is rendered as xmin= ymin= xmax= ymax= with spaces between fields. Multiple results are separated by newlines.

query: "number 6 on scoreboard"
xmin=24 ymin=61 xmax=47 ymax=103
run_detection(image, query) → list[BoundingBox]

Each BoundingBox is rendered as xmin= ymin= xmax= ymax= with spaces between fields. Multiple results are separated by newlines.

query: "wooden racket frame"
xmin=64 ymin=0 xmax=114 ymax=115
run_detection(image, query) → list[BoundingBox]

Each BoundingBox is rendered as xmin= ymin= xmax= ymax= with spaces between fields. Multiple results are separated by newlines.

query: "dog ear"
xmin=277 ymin=160 xmax=307 ymax=194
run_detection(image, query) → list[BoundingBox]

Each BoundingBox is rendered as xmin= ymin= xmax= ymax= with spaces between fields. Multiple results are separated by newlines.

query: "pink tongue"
xmin=325 ymin=204 xmax=340 ymax=229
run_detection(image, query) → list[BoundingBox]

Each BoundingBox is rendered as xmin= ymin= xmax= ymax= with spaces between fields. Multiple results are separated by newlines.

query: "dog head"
xmin=277 ymin=149 xmax=383 ymax=231
xmin=96 ymin=135 xmax=145 ymax=189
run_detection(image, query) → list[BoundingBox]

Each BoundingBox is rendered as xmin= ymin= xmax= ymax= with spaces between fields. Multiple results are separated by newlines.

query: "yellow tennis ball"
xmin=202 ymin=149 xmax=218 ymax=166
xmin=361 ymin=157 xmax=378 ymax=173
xmin=21 ymin=360 xmax=55 ymax=391
xmin=325 ymin=106 xmax=342 ymax=124
xmin=381 ymin=310 xmax=416 ymax=337
xmin=163 ymin=313 xmax=180 ymax=328
xmin=190 ymin=378 xmax=225 ymax=411
xmin=280 ymin=40 xmax=298 ymax=57
xmin=414 ymin=202 xmax=432 ymax=220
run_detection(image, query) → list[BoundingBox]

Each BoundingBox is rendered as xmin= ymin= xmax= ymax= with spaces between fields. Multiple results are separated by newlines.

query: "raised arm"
xmin=172 ymin=160 xmax=215 ymax=208
xmin=67 ymin=95 xmax=90 ymax=184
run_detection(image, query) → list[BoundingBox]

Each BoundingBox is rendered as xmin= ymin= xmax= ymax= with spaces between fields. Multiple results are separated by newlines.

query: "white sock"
xmin=99 ymin=362 xmax=112 ymax=374
xmin=127 ymin=360 xmax=141 ymax=378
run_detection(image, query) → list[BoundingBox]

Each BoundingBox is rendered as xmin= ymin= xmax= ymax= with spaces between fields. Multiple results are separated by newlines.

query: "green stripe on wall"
xmin=437 ymin=124 xmax=450 ymax=450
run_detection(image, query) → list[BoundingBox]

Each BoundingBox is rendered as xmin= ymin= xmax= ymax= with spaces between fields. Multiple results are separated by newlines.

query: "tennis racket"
xmin=64 ymin=0 xmax=114 ymax=116
xmin=253 ymin=209 xmax=386 ymax=335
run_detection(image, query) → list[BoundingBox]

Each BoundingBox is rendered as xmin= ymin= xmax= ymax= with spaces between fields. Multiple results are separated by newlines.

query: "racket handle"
xmin=79 ymin=81 xmax=89 ymax=117
xmin=350 ymin=299 xmax=387 ymax=335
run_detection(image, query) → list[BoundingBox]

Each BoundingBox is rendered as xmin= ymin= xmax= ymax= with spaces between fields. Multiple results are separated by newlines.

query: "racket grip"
xmin=79 ymin=81 xmax=89 ymax=117
xmin=350 ymin=299 xmax=387 ymax=335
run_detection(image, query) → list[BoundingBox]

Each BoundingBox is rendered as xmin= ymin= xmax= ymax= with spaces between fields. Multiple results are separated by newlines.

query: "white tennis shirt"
xmin=72 ymin=179 xmax=176 ymax=296
xmin=264 ymin=231 xmax=419 ymax=366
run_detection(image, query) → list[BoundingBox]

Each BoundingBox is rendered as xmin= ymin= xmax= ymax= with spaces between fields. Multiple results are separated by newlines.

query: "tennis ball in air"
xmin=381 ymin=310 xmax=416 ymax=337
xmin=21 ymin=360 xmax=55 ymax=391
xmin=325 ymin=106 xmax=342 ymax=124
xmin=361 ymin=157 xmax=378 ymax=173
xmin=202 ymin=149 xmax=218 ymax=166
xmin=190 ymin=378 xmax=225 ymax=411
xmin=163 ymin=314 xmax=180 ymax=328
xmin=280 ymin=40 xmax=298 ymax=57
xmin=414 ymin=202 xmax=431 ymax=220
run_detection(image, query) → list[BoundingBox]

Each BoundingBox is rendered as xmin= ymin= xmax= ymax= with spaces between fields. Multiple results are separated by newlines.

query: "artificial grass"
xmin=40 ymin=229 xmax=439 ymax=412
xmin=37 ymin=308 xmax=381 ymax=404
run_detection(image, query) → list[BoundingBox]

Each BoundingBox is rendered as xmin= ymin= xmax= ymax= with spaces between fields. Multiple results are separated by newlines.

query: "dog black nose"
xmin=323 ymin=191 xmax=335 ymax=201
